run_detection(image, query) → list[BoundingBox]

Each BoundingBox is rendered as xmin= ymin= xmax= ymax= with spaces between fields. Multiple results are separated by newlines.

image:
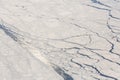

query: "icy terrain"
xmin=0 ymin=0 xmax=120 ymax=80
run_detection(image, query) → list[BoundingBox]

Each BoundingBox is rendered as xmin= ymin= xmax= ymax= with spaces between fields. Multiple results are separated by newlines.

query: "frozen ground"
xmin=0 ymin=0 xmax=120 ymax=80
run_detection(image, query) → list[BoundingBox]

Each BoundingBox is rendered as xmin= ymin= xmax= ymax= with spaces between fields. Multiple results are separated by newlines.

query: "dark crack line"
xmin=84 ymin=64 xmax=118 ymax=80
xmin=64 ymin=22 xmax=120 ymax=65
xmin=109 ymin=13 xmax=120 ymax=20
xmin=70 ymin=58 xmax=84 ymax=68
xmin=71 ymin=23 xmax=120 ymax=57
xmin=76 ymin=51 xmax=92 ymax=59
xmin=91 ymin=0 xmax=111 ymax=8
xmin=107 ymin=15 xmax=120 ymax=35
xmin=85 ymin=4 xmax=110 ymax=11
xmin=108 ymin=10 xmax=120 ymax=20
xmin=86 ymin=4 xmax=120 ymax=21
xmin=90 ymin=50 xmax=120 ymax=66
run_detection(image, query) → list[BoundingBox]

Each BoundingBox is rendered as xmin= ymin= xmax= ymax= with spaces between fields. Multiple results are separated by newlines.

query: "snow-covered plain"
xmin=0 ymin=0 xmax=120 ymax=80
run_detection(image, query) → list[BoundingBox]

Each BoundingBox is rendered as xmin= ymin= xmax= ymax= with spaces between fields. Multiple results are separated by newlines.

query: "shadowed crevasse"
xmin=0 ymin=24 xmax=18 ymax=41
xmin=53 ymin=65 xmax=73 ymax=80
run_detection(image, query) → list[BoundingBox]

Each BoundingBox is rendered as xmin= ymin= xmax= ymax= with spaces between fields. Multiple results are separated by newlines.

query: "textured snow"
xmin=0 ymin=0 xmax=120 ymax=80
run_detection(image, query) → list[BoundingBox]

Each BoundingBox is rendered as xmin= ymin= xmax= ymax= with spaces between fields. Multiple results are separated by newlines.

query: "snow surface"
xmin=0 ymin=0 xmax=120 ymax=80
